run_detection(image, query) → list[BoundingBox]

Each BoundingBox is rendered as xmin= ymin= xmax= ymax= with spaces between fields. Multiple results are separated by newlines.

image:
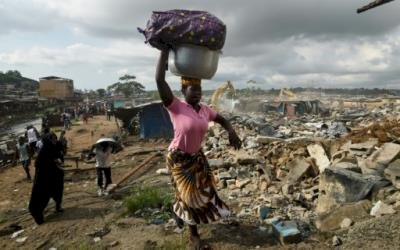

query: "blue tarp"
xmin=137 ymin=102 xmax=173 ymax=139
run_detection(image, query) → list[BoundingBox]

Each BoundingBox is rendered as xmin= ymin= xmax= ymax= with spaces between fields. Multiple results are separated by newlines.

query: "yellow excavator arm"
xmin=276 ymin=88 xmax=298 ymax=101
xmin=210 ymin=81 xmax=236 ymax=110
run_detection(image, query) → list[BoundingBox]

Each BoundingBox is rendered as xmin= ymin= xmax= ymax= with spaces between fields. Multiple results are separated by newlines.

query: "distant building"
xmin=0 ymin=84 xmax=16 ymax=92
xmin=39 ymin=76 xmax=74 ymax=100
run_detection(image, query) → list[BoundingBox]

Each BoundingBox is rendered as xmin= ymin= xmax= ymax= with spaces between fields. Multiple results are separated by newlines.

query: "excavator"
xmin=276 ymin=88 xmax=298 ymax=101
xmin=357 ymin=0 xmax=395 ymax=13
xmin=210 ymin=81 xmax=236 ymax=111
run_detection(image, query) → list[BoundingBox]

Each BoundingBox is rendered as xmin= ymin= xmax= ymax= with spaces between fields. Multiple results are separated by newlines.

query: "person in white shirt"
xmin=25 ymin=125 xmax=40 ymax=157
xmin=88 ymin=141 xmax=114 ymax=196
xmin=16 ymin=137 xmax=31 ymax=180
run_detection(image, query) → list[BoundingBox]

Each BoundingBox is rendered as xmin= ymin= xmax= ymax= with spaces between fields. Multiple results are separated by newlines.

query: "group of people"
xmin=14 ymin=126 xmax=68 ymax=225
xmin=16 ymin=124 xmax=117 ymax=224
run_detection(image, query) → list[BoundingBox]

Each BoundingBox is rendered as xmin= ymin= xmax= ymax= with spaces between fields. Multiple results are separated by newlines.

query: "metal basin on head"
xmin=168 ymin=44 xmax=220 ymax=80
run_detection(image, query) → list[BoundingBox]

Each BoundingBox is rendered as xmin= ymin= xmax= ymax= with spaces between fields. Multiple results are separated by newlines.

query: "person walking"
xmin=16 ymin=136 xmax=31 ymax=180
xmin=29 ymin=132 xmax=65 ymax=225
xmin=156 ymin=48 xmax=242 ymax=249
xmin=88 ymin=139 xmax=115 ymax=196
xmin=25 ymin=125 xmax=40 ymax=157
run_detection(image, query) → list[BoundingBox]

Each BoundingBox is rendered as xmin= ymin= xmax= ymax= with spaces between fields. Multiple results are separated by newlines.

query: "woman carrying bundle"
xmin=156 ymin=47 xmax=242 ymax=249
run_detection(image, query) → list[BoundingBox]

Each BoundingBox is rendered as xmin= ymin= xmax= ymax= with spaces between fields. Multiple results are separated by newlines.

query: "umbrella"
xmin=95 ymin=138 xmax=116 ymax=144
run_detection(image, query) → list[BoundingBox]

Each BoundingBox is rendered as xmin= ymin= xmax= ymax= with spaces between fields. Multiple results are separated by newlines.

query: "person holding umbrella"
xmin=88 ymin=138 xmax=116 ymax=196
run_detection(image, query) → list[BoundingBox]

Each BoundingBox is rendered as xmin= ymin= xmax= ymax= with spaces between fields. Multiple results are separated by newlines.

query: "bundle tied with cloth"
xmin=138 ymin=9 xmax=226 ymax=84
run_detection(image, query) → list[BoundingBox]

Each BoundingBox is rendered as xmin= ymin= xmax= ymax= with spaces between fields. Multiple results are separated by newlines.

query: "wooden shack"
xmin=39 ymin=76 xmax=74 ymax=100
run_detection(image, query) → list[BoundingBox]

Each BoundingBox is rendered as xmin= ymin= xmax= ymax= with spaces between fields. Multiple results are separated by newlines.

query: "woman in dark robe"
xmin=29 ymin=132 xmax=64 ymax=225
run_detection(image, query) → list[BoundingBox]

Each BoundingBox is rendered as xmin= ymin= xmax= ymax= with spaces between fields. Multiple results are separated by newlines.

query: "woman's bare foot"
xmin=189 ymin=235 xmax=211 ymax=250
xmin=189 ymin=235 xmax=201 ymax=250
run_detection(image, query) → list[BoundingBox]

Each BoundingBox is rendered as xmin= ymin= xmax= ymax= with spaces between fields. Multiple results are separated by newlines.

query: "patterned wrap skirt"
xmin=166 ymin=149 xmax=230 ymax=225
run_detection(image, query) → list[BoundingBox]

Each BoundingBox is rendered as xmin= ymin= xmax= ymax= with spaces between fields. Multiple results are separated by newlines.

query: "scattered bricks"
xmin=271 ymin=219 xmax=302 ymax=245
xmin=384 ymin=159 xmax=400 ymax=189
xmin=307 ymin=144 xmax=330 ymax=173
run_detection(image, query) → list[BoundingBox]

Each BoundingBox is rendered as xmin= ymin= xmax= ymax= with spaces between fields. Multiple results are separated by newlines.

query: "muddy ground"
xmin=0 ymin=116 xmax=399 ymax=250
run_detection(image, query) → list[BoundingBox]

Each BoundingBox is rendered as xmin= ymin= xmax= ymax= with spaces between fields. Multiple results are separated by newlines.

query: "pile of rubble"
xmin=202 ymin=112 xmax=400 ymax=244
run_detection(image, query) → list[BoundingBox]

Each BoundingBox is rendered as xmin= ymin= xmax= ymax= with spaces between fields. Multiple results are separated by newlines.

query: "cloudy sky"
xmin=1 ymin=0 xmax=400 ymax=90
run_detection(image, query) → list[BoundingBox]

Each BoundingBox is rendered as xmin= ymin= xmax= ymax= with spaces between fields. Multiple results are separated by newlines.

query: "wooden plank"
xmin=108 ymin=152 xmax=162 ymax=193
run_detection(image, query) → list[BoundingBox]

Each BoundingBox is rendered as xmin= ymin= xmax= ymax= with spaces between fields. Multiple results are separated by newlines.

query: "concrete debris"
xmin=384 ymin=159 xmax=400 ymax=189
xmin=236 ymin=178 xmax=251 ymax=189
xmin=359 ymin=142 xmax=400 ymax=176
xmin=16 ymin=236 xmax=28 ymax=243
xmin=155 ymin=168 xmax=169 ymax=175
xmin=10 ymin=229 xmax=24 ymax=239
xmin=307 ymin=144 xmax=330 ymax=173
xmin=340 ymin=217 xmax=353 ymax=229
xmin=332 ymin=235 xmax=342 ymax=246
xmin=271 ymin=219 xmax=302 ymax=245
xmin=316 ymin=168 xmax=386 ymax=214
xmin=316 ymin=200 xmax=372 ymax=231
xmin=370 ymin=200 xmax=396 ymax=217
xmin=283 ymin=157 xmax=312 ymax=185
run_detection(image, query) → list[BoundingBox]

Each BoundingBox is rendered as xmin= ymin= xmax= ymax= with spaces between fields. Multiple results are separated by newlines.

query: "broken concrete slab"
xmin=315 ymin=200 xmax=372 ymax=231
xmin=307 ymin=144 xmax=330 ymax=173
xmin=332 ymin=162 xmax=361 ymax=173
xmin=372 ymin=142 xmax=400 ymax=164
xmin=282 ymin=157 xmax=312 ymax=185
xmin=384 ymin=159 xmax=400 ymax=189
xmin=348 ymin=138 xmax=379 ymax=155
xmin=271 ymin=219 xmax=302 ymax=245
xmin=360 ymin=143 xmax=400 ymax=176
xmin=316 ymin=168 xmax=388 ymax=214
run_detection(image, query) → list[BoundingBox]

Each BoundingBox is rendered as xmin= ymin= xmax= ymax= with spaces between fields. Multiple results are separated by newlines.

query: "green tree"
xmin=96 ymin=88 xmax=107 ymax=98
xmin=107 ymin=74 xmax=145 ymax=98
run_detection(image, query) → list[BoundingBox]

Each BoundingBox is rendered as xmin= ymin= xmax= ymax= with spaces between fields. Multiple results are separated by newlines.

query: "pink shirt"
xmin=166 ymin=97 xmax=217 ymax=154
